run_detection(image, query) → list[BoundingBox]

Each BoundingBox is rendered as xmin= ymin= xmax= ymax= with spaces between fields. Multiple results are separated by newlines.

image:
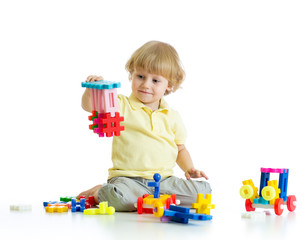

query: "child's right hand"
xmin=86 ymin=75 xmax=104 ymax=82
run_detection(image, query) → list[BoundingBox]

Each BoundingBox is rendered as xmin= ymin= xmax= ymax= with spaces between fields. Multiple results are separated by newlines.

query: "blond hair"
xmin=125 ymin=41 xmax=185 ymax=95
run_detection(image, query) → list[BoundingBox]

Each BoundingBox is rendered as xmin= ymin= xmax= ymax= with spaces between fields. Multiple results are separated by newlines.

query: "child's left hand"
xmin=185 ymin=168 xmax=209 ymax=180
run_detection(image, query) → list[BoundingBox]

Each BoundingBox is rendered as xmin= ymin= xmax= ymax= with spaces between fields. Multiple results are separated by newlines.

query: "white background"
xmin=0 ymin=0 xmax=307 ymax=222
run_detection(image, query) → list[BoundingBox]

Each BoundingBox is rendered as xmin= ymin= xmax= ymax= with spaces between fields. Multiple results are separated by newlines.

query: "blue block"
xmin=81 ymin=80 xmax=121 ymax=90
xmin=171 ymin=216 xmax=189 ymax=224
xmin=279 ymin=169 xmax=289 ymax=202
xmin=164 ymin=205 xmax=212 ymax=224
xmin=169 ymin=205 xmax=190 ymax=213
xmin=253 ymin=197 xmax=269 ymax=205
xmin=43 ymin=201 xmax=66 ymax=207
xmin=259 ymin=172 xmax=270 ymax=196
xmin=71 ymin=198 xmax=85 ymax=212
xmin=148 ymin=173 xmax=161 ymax=198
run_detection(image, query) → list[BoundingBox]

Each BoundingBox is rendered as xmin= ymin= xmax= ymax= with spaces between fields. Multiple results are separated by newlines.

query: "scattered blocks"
xmin=84 ymin=202 xmax=115 ymax=215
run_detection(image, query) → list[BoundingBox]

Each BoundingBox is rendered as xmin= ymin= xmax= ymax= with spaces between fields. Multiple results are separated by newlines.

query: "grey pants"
xmin=98 ymin=176 xmax=212 ymax=211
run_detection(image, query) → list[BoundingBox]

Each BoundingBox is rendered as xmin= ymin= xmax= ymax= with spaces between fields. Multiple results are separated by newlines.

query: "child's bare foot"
xmin=77 ymin=184 xmax=102 ymax=204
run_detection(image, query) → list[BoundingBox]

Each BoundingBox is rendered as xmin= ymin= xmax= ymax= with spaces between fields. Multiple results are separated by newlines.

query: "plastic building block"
xmin=261 ymin=168 xmax=287 ymax=173
xmin=245 ymin=199 xmax=255 ymax=212
xmin=278 ymin=169 xmax=289 ymax=201
xmin=94 ymin=112 xmax=124 ymax=137
xmin=148 ymin=173 xmax=161 ymax=198
xmin=84 ymin=202 xmax=115 ymax=215
xmin=241 ymin=212 xmax=266 ymax=221
xmin=71 ymin=198 xmax=85 ymax=212
xmin=43 ymin=201 xmax=66 ymax=207
xmin=253 ymin=197 xmax=269 ymax=205
xmin=259 ymin=172 xmax=270 ymax=196
xmin=10 ymin=204 xmax=32 ymax=211
xmin=82 ymin=80 xmax=120 ymax=115
xmin=45 ymin=205 xmax=68 ymax=213
xmin=60 ymin=196 xmax=75 ymax=202
xmin=192 ymin=194 xmax=215 ymax=215
xmin=81 ymin=80 xmax=121 ymax=90
xmin=154 ymin=204 xmax=212 ymax=224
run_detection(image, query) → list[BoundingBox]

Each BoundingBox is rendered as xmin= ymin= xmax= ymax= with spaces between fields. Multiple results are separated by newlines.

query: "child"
xmin=79 ymin=41 xmax=211 ymax=211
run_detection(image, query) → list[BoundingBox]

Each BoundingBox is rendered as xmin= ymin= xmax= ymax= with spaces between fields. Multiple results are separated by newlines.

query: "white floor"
xmin=0 ymin=201 xmax=304 ymax=240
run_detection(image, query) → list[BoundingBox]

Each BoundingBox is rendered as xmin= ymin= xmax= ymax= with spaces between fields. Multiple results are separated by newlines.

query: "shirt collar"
xmin=128 ymin=93 xmax=169 ymax=113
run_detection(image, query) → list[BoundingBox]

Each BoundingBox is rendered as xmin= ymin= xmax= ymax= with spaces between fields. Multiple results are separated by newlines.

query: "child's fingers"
xmin=201 ymin=171 xmax=209 ymax=180
xmin=185 ymin=171 xmax=191 ymax=180
xmin=86 ymin=75 xmax=104 ymax=82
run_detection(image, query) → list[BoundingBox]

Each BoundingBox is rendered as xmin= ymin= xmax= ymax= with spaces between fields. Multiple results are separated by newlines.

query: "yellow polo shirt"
xmin=108 ymin=94 xmax=187 ymax=179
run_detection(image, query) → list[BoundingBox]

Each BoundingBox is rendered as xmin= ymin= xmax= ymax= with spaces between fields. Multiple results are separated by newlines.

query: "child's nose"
xmin=142 ymin=78 xmax=151 ymax=88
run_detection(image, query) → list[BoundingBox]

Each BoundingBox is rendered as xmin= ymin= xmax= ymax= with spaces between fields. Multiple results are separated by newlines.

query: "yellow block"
xmin=192 ymin=194 xmax=215 ymax=215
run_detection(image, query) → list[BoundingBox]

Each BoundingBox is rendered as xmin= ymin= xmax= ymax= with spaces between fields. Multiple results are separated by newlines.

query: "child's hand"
xmin=185 ymin=168 xmax=209 ymax=180
xmin=77 ymin=184 xmax=102 ymax=204
xmin=86 ymin=75 xmax=104 ymax=82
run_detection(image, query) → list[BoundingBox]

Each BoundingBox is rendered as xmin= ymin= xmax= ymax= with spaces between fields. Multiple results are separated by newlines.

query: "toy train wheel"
xmin=287 ymin=195 xmax=296 ymax=212
xmin=245 ymin=199 xmax=255 ymax=212
xmin=153 ymin=201 xmax=164 ymax=218
xmin=137 ymin=197 xmax=143 ymax=214
xmin=274 ymin=198 xmax=284 ymax=216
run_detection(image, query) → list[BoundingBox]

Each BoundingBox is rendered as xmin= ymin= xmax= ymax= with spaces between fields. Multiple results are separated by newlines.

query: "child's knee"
xmin=97 ymin=178 xmax=141 ymax=212
xmin=199 ymin=181 xmax=212 ymax=195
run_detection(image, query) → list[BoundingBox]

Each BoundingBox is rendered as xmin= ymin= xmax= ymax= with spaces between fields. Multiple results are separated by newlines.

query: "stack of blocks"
xmin=44 ymin=196 xmax=115 ymax=215
xmin=136 ymin=173 xmax=179 ymax=214
xmin=239 ymin=167 xmax=297 ymax=216
xmin=145 ymin=173 xmax=214 ymax=224
xmin=81 ymin=80 xmax=124 ymax=137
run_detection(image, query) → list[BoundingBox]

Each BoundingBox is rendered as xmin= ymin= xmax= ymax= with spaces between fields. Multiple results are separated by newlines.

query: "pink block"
xmin=102 ymin=88 xmax=119 ymax=117
xmin=260 ymin=168 xmax=286 ymax=173
xmin=90 ymin=89 xmax=96 ymax=111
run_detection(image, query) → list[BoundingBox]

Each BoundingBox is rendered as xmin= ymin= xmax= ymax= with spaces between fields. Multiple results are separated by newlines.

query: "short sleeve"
xmin=172 ymin=110 xmax=187 ymax=145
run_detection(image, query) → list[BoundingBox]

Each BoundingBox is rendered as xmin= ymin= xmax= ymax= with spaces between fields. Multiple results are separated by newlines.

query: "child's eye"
xmin=153 ymin=79 xmax=159 ymax=83
xmin=138 ymin=75 xmax=144 ymax=79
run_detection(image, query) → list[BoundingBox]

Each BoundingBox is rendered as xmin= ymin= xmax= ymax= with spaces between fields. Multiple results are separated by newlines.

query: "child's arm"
xmin=81 ymin=75 xmax=104 ymax=113
xmin=176 ymin=144 xmax=209 ymax=180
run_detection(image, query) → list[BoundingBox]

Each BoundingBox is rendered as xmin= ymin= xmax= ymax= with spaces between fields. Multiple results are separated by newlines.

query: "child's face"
xmin=131 ymin=68 xmax=171 ymax=111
